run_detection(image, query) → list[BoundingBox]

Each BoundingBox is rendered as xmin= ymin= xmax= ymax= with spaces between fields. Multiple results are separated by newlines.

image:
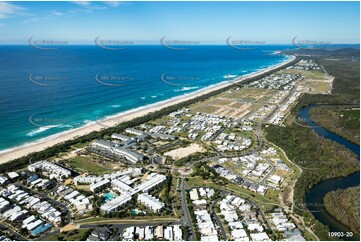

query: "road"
xmin=179 ymin=178 xmax=195 ymax=241
xmin=210 ymin=196 xmax=227 ymax=240
xmin=0 ymin=223 xmax=28 ymax=241
xmin=247 ymin=199 xmax=278 ymax=240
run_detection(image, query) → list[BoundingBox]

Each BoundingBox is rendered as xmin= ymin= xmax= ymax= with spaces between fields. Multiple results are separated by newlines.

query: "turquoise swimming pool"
xmin=104 ymin=192 xmax=118 ymax=202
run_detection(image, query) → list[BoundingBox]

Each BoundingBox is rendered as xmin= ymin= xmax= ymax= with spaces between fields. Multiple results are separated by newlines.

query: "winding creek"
xmin=299 ymin=106 xmax=360 ymax=240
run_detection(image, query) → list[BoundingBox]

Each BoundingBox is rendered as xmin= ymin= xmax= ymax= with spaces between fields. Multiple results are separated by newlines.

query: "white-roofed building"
xmin=137 ymin=193 xmax=164 ymax=213
xmin=90 ymin=179 xmax=110 ymax=193
xmin=173 ymin=225 xmax=182 ymax=241
xmin=189 ymin=189 xmax=199 ymax=201
xmin=100 ymin=193 xmax=132 ymax=213
xmin=112 ymin=179 xmax=133 ymax=193
xmin=0 ymin=176 xmax=8 ymax=185
xmin=28 ymin=160 xmax=71 ymax=181
xmin=250 ymin=232 xmax=270 ymax=241
xmin=133 ymin=173 xmax=166 ymax=193
xmin=164 ymin=226 xmax=173 ymax=241
xmin=7 ymin=172 xmax=19 ymax=179
xmin=122 ymin=227 xmax=134 ymax=241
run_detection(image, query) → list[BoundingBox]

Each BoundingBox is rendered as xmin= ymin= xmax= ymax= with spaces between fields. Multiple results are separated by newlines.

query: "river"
xmin=299 ymin=106 xmax=360 ymax=241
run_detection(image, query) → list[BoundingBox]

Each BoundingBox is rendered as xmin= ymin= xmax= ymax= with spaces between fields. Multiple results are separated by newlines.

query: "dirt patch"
xmin=164 ymin=143 xmax=206 ymax=160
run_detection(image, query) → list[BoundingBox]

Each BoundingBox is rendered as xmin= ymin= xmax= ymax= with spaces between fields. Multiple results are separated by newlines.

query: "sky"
xmin=0 ymin=1 xmax=360 ymax=44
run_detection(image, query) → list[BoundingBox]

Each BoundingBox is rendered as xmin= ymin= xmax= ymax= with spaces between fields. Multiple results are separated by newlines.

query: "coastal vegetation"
xmin=323 ymin=186 xmax=360 ymax=236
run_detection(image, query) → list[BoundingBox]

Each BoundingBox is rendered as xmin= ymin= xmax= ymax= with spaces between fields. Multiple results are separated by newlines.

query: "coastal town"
xmin=0 ymin=58 xmax=336 ymax=241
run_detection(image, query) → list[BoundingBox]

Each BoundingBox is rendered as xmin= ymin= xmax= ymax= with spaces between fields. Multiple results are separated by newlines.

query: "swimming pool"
xmin=104 ymin=192 xmax=118 ymax=202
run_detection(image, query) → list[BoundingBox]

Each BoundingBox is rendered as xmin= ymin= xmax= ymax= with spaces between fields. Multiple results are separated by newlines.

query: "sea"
xmin=0 ymin=45 xmax=295 ymax=153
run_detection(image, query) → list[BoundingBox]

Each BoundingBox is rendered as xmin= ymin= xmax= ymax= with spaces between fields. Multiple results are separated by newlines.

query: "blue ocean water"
xmin=0 ymin=45 xmax=293 ymax=152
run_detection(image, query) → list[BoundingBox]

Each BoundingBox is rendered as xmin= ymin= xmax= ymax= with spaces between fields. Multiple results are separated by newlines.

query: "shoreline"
xmin=0 ymin=55 xmax=296 ymax=163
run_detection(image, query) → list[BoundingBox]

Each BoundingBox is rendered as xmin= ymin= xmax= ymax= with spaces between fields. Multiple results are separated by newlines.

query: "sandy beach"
xmin=0 ymin=55 xmax=296 ymax=163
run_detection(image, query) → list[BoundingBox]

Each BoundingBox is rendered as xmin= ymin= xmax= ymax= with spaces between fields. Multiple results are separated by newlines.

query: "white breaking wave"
xmin=26 ymin=125 xmax=60 ymax=137
xmin=223 ymin=74 xmax=238 ymax=79
xmin=174 ymin=86 xmax=199 ymax=92
xmin=111 ymin=104 xmax=121 ymax=108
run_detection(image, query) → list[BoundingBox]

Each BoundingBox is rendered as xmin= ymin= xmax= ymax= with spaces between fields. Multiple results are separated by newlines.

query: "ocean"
xmin=0 ymin=45 xmax=294 ymax=153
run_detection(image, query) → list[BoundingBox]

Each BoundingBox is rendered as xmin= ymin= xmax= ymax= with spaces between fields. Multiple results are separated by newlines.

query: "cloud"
xmin=73 ymin=1 xmax=91 ymax=6
xmin=0 ymin=2 xmax=24 ymax=19
xmin=23 ymin=17 xmax=40 ymax=24
xmin=51 ymin=10 xmax=65 ymax=16
xmin=23 ymin=18 xmax=40 ymax=24
xmin=71 ymin=1 xmax=108 ymax=13
xmin=104 ymin=1 xmax=121 ymax=8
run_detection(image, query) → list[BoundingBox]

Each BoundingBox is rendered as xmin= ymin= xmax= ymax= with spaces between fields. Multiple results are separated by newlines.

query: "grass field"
xmin=75 ymin=216 xmax=178 ymax=225
xmin=47 ymin=229 xmax=90 ymax=241
xmin=68 ymin=156 xmax=112 ymax=174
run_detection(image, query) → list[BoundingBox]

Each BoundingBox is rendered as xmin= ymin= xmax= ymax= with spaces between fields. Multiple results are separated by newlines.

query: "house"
xmin=192 ymin=199 xmax=207 ymax=210
xmin=155 ymin=226 xmax=163 ymax=238
xmin=0 ymin=176 xmax=8 ymax=185
xmin=164 ymin=226 xmax=173 ymax=241
xmin=122 ymin=227 xmax=134 ymax=241
xmin=7 ymin=172 xmax=19 ymax=179
xmin=189 ymin=189 xmax=199 ymax=200
xmin=173 ymin=225 xmax=182 ymax=241
xmin=268 ymin=175 xmax=282 ymax=184
xmin=87 ymin=227 xmax=111 ymax=241
xmin=250 ymin=232 xmax=270 ymax=241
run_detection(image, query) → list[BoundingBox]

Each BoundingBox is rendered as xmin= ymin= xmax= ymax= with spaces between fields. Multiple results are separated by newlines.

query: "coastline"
xmin=0 ymin=55 xmax=296 ymax=163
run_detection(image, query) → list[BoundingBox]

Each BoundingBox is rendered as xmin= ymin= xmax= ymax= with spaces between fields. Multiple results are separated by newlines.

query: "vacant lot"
xmin=164 ymin=143 xmax=206 ymax=160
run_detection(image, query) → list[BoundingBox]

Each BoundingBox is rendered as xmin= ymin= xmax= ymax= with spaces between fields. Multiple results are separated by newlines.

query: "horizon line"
xmin=0 ymin=43 xmax=360 ymax=46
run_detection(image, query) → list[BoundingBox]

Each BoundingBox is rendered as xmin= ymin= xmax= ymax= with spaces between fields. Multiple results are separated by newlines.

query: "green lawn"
xmin=75 ymin=216 xmax=178 ymax=225
xmin=47 ymin=229 xmax=90 ymax=241
xmin=68 ymin=156 xmax=112 ymax=174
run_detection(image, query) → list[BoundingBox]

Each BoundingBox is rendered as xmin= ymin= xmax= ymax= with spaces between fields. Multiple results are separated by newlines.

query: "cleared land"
xmin=164 ymin=143 xmax=206 ymax=160
xmin=279 ymin=69 xmax=333 ymax=94
xmin=189 ymin=87 xmax=280 ymax=119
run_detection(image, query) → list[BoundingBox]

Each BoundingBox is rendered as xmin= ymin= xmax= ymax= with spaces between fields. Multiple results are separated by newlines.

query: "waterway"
xmin=299 ymin=105 xmax=360 ymax=240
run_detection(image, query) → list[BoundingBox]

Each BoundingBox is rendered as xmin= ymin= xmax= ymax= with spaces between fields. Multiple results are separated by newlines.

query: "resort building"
xmin=89 ymin=179 xmax=110 ymax=193
xmin=137 ymin=193 xmax=164 ymax=212
xmin=112 ymin=147 xmax=144 ymax=163
xmin=28 ymin=160 xmax=71 ymax=181
xmin=125 ymin=128 xmax=146 ymax=136
xmin=100 ymin=193 xmax=132 ymax=213
xmin=111 ymin=133 xmax=132 ymax=141
xmin=91 ymin=139 xmax=144 ymax=163
xmin=133 ymin=173 xmax=167 ymax=193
